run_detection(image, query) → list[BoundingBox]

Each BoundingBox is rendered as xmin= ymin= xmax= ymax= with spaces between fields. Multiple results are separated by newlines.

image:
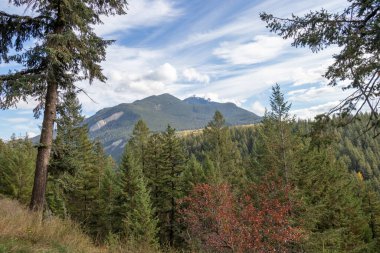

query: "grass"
xmin=0 ymin=197 xmax=101 ymax=253
xmin=0 ymin=196 xmax=176 ymax=253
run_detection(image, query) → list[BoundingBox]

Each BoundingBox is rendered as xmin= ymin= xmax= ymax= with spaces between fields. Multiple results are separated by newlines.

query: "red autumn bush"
xmin=181 ymin=181 xmax=301 ymax=252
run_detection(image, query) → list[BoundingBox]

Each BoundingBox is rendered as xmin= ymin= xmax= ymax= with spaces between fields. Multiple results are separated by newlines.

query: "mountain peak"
xmin=135 ymin=93 xmax=181 ymax=104
xmin=183 ymin=96 xmax=211 ymax=105
xmin=84 ymin=93 xmax=261 ymax=160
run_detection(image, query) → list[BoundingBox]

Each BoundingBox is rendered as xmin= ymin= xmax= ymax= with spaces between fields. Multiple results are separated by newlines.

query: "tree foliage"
xmin=260 ymin=0 xmax=380 ymax=134
xmin=181 ymin=182 xmax=300 ymax=252
xmin=2 ymin=94 xmax=380 ymax=251
xmin=0 ymin=0 xmax=128 ymax=211
xmin=118 ymin=144 xmax=158 ymax=246
xmin=0 ymin=137 xmax=36 ymax=204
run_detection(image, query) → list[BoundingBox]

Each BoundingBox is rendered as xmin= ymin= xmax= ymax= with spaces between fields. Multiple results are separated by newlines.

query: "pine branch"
xmin=0 ymin=66 xmax=46 ymax=81
xmin=265 ymin=15 xmax=363 ymax=24
xmin=0 ymin=11 xmax=51 ymax=22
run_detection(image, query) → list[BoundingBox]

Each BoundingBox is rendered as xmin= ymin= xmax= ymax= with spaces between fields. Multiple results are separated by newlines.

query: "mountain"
xmin=83 ymin=93 xmax=260 ymax=160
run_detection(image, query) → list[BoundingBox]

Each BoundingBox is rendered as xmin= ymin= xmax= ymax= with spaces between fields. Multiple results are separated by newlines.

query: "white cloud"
xmin=76 ymin=46 xmax=182 ymax=112
xmin=288 ymin=86 xmax=339 ymax=102
xmin=214 ymin=36 xmax=289 ymax=65
xmin=147 ymin=63 xmax=178 ymax=82
xmin=290 ymin=64 xmax=332 ymax=86
xmin=193 ymin=93 xmax=244 ymax=106
xmin=175 ymin=0 xmax=345 ymax=51
xmin=291 ymin=101 xmax=340 ymax=119
xmin=182 ymin=68 xmax=210 ymax=83
xmin=113 ymin=62 xmax=178 ymax=95
xmin=6 ymin=118 xmax=30 ymax=123
xmin=287 ymin=83 xmax=351 ymax=104
xmin=251 ymin=101 xmax=266 ymax=116
xmin=94 ymin=0 xmax=182 ymax=37
xmin=193 ymin=47 xmax=339 ymax=102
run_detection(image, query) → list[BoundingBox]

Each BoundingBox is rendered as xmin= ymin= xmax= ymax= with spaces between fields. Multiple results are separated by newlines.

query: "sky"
xmin=0 ymin=0 xmax=351 ymax=140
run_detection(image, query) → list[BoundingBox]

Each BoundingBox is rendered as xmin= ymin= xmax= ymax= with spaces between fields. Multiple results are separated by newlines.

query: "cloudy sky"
xmin=0 ymin=0 xmax=350 ymax=139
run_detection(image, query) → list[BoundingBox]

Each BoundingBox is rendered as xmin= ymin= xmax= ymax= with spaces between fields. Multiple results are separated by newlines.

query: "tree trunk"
xmin=29 ymin=81 xmax=58 ymax=211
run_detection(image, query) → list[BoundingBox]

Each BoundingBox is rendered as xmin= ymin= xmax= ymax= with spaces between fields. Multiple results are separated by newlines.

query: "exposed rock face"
xmin=89 ymin=112 xmax=124 ymax=132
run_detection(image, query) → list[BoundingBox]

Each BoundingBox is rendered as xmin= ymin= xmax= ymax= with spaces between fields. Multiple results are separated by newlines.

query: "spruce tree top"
xmin=0 ymin=0 xmax=128 ymax=114
xmin=269 ymin=84 xmax=291 ymax=122
xmin=207 ymin=111 xmax=226 ymax=129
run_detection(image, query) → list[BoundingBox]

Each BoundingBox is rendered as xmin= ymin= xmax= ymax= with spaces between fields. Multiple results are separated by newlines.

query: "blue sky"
xmin=0 ymin=0 xmax=350 ymax=140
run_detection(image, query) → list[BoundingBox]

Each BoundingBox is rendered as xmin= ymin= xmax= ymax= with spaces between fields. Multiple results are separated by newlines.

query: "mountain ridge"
xmin=81 ymin=93 xmax=261 ymax=160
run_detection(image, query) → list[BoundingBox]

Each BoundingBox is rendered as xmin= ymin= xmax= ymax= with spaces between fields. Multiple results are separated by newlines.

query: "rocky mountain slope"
xmin=84 ymin=93 xmax=260 ymax=160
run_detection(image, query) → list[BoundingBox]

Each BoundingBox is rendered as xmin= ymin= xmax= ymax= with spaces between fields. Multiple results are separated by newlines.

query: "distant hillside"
xmin=84 ymin=94 xmax=261 ymax=160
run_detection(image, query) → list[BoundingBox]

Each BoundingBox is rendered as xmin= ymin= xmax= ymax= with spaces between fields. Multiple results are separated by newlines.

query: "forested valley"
xmin=1 ymin=85 xmax=380 ymax=252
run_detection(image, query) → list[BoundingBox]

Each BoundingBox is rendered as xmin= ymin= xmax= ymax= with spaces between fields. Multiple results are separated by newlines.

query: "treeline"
xmin=1 ymin=86 xmax=380 ymax=252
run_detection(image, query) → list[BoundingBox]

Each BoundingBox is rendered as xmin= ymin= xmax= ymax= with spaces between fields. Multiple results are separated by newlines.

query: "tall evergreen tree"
xmin=203 ymin=154 xmax=221 ymax=185
xmin=0 ymin=0 xmax=128 ymax=211
xmin=358 ymin=178 xmax=380 ymax=251
xmin=47 ymin=90 xmax=93 ymax=218
xmin=128 ymin=120 xmax=150 ymax=174
xmin=203 ymin=111 xmax=243 ymax=186
xmin=181 ymin=155 xmax=206 ymax=195
xmin=0 ymin=138 xmax=36 ymax=204
xmin=93 ymin=159 xmax=119 ymax=241
xmin=158 ymin=125 xmax=186 ymax=246
xmin=117 ymin=144 xmax=158 ymax=246
xmin=295 ymin=146 xmax=372 ymax=252
xmin=114 ymin=120 xmax=158 ymax=245
xmin=47 ymin=91 xmax=114 ymax=240
xmin=49 ymin=90 xmax=87 ymax=176
xmin=256 ymin=84 xmax=300 ymax=182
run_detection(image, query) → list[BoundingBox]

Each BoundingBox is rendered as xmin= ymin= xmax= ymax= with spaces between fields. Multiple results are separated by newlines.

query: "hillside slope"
xmin=0 ymin=197 xmax=100 ymax=253
xmin=84 ymin=93 xmax=260 ymax=160
xmin=0 ymin=196 xmax=163 ymax=253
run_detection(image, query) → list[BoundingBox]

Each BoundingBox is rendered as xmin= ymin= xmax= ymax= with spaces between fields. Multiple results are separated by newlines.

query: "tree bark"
xmin=29 ymin=80 xmax=58 ymax=211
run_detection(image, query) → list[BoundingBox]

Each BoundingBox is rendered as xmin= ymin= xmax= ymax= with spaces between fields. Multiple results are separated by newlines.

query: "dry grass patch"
xmin=0 ymin=197 xmax=102 ymax=253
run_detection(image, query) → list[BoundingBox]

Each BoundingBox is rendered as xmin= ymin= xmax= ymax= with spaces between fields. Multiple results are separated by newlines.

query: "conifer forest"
xmin=0 ymin=0 xmax=379 ymax=252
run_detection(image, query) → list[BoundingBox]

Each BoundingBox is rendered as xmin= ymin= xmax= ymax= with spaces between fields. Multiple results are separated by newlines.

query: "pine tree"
xmin=49 ymin=90 xmax=88 ymax=176
xmin=181 ymin=154 xmax=206 ymax=195
xmin=94 ymin=161 xmax=119 ymax=240
xmin=203 ymin=154 xmax=221 ymax=185
xmin=358 ymin=179 xmax=380 ymax=251
xmin=113 ymin=120 xmax=149 ymax=234
xmin=0 ymin=0 xmax=128 ymax=211
xmin=256 ymin=84 xmax=300 ymax=182
xmin=65 ymin=144 xmax=104 ymax=237
xmin=45 ymin=178 xmax=67 ymax=218
xmin=144 ymin=133 xmax=165 ymax=210
xmin=128 ymin=120 xmax=150 ymax=174
xmin=295 ymin=146 xmax=372 ymax=252
xmin=158 ymin=125 xmax=186 ymax=246
xmin=118 ymin=145 xmax=158 ymax=246
xmin=0 ymin=138 xmax=36 ymax=204
xmin=47 ymin=90 xmax=94 ymax=218
xmin=46 ymin=91 xmax=114 ymax=239
xmin=203 ymin=111 xmax=243 ymax=186
xmin=110 ymin=143 xmax=135 ymax=236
